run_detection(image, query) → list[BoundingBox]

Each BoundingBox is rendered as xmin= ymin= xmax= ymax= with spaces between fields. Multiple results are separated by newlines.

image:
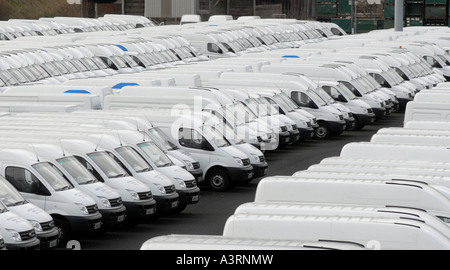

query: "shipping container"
xmin=406 ymin=16 xmax=424 ymax=25
xmin=331 ymin=18 xmax=352 ymax=33
xmin=317 ymin=3 xmax=338 ymax=18
xmin=425 ymin=5 xmax=447 ymax=19
xmin=356 ymin=19 xmax=384 ymax=32
xmin=338 ymin=0 xmax=351 ymax=16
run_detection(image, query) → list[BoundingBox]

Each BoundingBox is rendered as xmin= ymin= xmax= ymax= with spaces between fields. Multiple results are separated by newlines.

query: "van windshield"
xmin=0 ymin=70 xmax=19 ymax=85
xmin=32 ymin=162 xmax=73 ymax=192
xmin=88 ymin=151 xmax=129 ymax=178
xmin=116 ymin=146 xmax=152 ymax=173
xmin=245 ymin=98 xmax=269 ymax=116
xmin=57 ymin=156 xmax=98 ymax=185
xmin=0 ymin=177 xmax=26 ymax=206
xmin=203 ymin=126 xmax=231 ymax=148
xmin=147 ymin=127 xmax=179 ymax=151
xmin=138 ymin=142 xmax=173 ymax=167
xmin=336 ymin=83 xmax=357 ymax=100
xmin=227 ymin=102 xmax=258 ymax=123
xmin=273 ymin=95 xmax=295 ymax=112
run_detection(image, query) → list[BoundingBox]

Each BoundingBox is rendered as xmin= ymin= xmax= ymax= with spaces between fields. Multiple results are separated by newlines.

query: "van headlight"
xmin=176 ymin=178 xmax=186 ymax=188
xmin=6 ymin=229 xmax=21 ymax=242
xmin=251 ymin=154 xmax=259 ymax=163
xmin=127 ymin=189 xmax=140 ymax=201
xmin=155 ymin=184 xmax=166 ymax=194
xmin=99 ymin=197 xmax=111 ymax=208
xmin=184 ymin=161 xmax=194 ymax=171
xmin=234 ymin=157 xmax=244 ymax=166
xmin=75 ymin=203 xmax=89 ymax=215
xmin=28 ymin=220 xmax=43 ymax=232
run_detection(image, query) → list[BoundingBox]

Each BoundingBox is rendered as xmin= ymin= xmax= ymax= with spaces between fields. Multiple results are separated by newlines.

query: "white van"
xmin=103 ymin=86 xmax=277 ymax=151
xmin=0 ymin=141 xmax=127 ymax=231
xmin=0 ymin=202 xmax=41 ymax=250
xmin=259 ymin=64 xmax=389 ymax=120
xmin=0 ymin=175 xmax=59 ymax=249
xmin=222 ymin=213 xmax=450 ymax=250
xmin=141 ymin=114 xmax=254 ymax=191
xmin=405 ymin=121 xmax=450 ymax=131
xmin=208 ymin=78 xmax=346 ymax=139
xmin=0 ymin=93 xmax=102 ymax=110
xmin=404 ymin=101 xmax=450 ymax=124
xmin=339 ymin=142 xmax=450 ymax=162
xmin=317 ymin=80 xmax=375 ymax=129
xmin=1 ymin=84 xmax=112 ymax=108
xmin=0 ymin=133 xmax=157 ymax=224
xmin=234 ymin=202 xmax=450 ymax=238
xmin=0 ymin=148 xmax=103 ymax=246
xmin=254 ymin=176 xmax=450 ymax=223
xmin=140 ymin=234 xmax=367 ymax=250
xmin=0 ymin=125 xmax=180 ymax=216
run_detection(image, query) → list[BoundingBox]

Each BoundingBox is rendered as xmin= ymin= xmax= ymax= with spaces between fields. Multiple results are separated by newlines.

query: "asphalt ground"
xmin=78 ymin=111 xmax=405 ymax=250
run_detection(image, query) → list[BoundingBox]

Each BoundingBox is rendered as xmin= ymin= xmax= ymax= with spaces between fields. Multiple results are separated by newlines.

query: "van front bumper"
xmin=123 ymin=199 xmax=156 ymax=220
xmin=297 ymin=128 xmax=315 ymax=141
xmin=65 ymin=212 xmax=103 ymax=237
xmin=288 ymin=130 xmax=301 ymax=143
xmin=177 ymin=186 xmax=201 ymax=206
xmin=354 ymin=113 xmax=375 ymax=127
xmin=37 ymin=227 xmax=60 ymax=250
xmin=154 ymin=193 xmax=180 ymax=214
xmin=252 ymin=162 xmax=269 ymax=179
xmin=328 ymin=121 xmax=346 ymax=135
xmin=99 ymin=205 xmax=127 ymax=230
xmin=188 ymin=168 xmax=203 ymax=184
xmin=228 ymin=166 xmax=254 ymax=185
xmin=5 ymin=238 xmax=41 ymax=250
xmin=372 ymin=107 xmax=386 ymax=120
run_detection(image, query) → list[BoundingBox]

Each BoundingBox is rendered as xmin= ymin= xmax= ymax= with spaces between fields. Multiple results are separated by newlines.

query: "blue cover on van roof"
xmin=112 ymin=83 xmax=140 ymax=89
xmin=64 ymin=90 xmax=91 ymax=94
xmin=114 ymin=44 xmax=128 ymax=52
xmin=282 ymin=55 xmax=300 ymax=58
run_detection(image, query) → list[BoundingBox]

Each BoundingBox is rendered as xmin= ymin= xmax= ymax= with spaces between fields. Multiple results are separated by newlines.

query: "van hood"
xmin=221 ymin=145 xmax=249 ymax=160
xmin=9 ymin=202 xmax=53 ymax=224
xmin=136 ymin=171 xmax=173 ymax=186
xmin=67 ymin=188 xmax=97 ymax=205
xmin=234 ymin=143 xmax=264 ymax=164
xmin=108 ymin=176 xmax=151 ymax=193
xmin=0 ymin=211 xmax=34 ymax=232
xmin=82 ymin=182 xmax=121 ymax=200
xmin=158 ymin=166 xmax=195 ymax=181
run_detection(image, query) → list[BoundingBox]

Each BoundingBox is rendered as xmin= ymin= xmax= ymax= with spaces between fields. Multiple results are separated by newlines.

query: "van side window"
xmin=99 ymin=56 xmax=119 ymax=70
xmin=179 ymin=128 xmax=213 ymax=151
xmin=292 ymin=92 xmax=314 ymax=108
xmin=323 ymin=86 xmax=346 ymax=102
xmin=5 ymin=166 xmax=49 ymax=196
xmin=340 ymin=81 xmax=361 ymax=97
xmin=207 ymin=43 xmax=223 ymax=54
xmin=371 ymin=73 xmax=391 ymax=88
xmin=74 ymin=156 xmax=104 ymax=182
xmin=105 ymin=151 xmax=133 ymax=176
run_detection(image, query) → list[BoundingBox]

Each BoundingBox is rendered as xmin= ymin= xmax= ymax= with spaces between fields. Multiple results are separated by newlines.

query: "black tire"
xmin=206 ymin=168 xmax=230 ymax=192
xmin=54 ymin=217 xmax=71 ymax=248
xmin=314 ymin=122 xmax=331 ymax=140
xmin=174 ymin=202 xmax=188 ymax=214
xmin=353 ymin=116 xmax=365 ymax=130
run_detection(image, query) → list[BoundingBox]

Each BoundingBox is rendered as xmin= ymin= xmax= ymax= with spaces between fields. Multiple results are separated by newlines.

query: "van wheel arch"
xmin=315 ymin=121 xmax=331 ymax=140
xmin=51 ymin=215 xmax=72 ymax=248
xmin=205 ymin=166 xmax=231 ymax=192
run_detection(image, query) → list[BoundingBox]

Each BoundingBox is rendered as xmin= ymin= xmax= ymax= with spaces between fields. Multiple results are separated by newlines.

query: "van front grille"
xmin=138 ymin=192 xmax=153 ymax=200
xmin=19 ymin=229 xmax=36 ymax=241
xmin=86 ymin=204 xmax=99 ymax=214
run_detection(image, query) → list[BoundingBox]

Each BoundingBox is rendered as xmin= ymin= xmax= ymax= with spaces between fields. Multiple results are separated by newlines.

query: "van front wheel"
xmin=206 ymin=168 xmax=230 ymax=192
xmin=54 ymin=217 xmax=71 ymax=248
xmin=315 ymin=122 xmax=331 ymax=140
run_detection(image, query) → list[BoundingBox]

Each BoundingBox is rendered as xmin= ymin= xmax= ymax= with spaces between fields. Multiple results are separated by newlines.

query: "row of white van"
xmin=141 ymin=84 xmax=450 ymax=250
xmin=0 ymin=16 xmax=448 ymax=250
